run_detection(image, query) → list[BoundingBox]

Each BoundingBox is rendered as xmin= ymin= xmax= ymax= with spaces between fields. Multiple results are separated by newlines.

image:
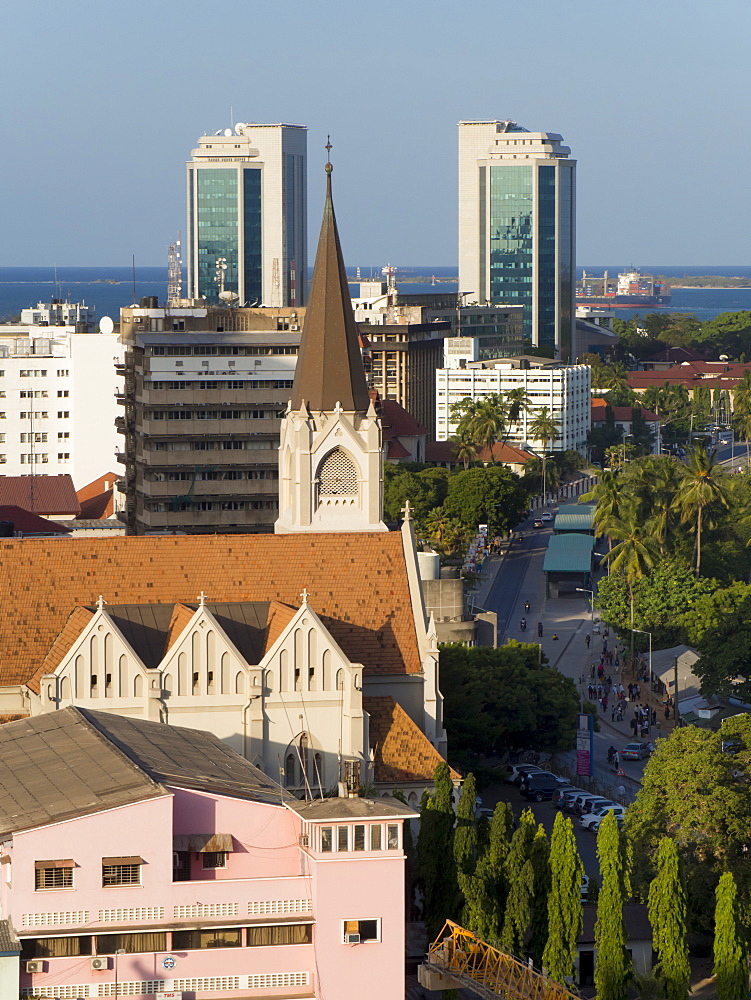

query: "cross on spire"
xmin=198 ymin=591 xmax=207 ymax=607
xmin=401 ymin=499 xmax=412 ymax=522
xmin=300 ymin=588 xmax=310 ymax=605
xmin=96 ymin=594 xmax=106 ymax=611
xmin=325 ymin=135 xmax=332 ymax=163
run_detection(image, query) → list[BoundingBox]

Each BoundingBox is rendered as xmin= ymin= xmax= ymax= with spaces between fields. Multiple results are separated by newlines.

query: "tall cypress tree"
xmin=501 ymin=858 xmax=534 ymax=956
xmin=528 ymin=823 xmax=551 ymax=966
xmin=466 ymin=801 xmax=513 ymax=944
xmin=417 ymin=762 xmax=457 ymax=941
xmin=543 ymin=812 xmax=583 ymax=983
xmin=648 ymin=837 xmax=690 ymax=1000
xmin=714 ymin=872 xmax=748 ymax=1000
xmin=453 ymin=773 xmax=478 ymax=879
xmin=595 ymin=811 xmax=629 ymax=1000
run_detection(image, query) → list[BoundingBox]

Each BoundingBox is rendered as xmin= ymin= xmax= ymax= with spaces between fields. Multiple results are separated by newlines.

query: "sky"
xmin=2 ymin=0 xmax=750 ymax=268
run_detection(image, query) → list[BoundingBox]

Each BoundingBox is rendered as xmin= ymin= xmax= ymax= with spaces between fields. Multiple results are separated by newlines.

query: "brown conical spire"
xmin=290 ymin=161 xmax=370 ymax=413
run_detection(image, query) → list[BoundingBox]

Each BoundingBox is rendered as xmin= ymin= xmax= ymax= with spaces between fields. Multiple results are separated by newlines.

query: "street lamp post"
xmin=575 ymin=587 xmax=595 ymax=627
xmin=632 ymin=627 xmax=652 ymax=689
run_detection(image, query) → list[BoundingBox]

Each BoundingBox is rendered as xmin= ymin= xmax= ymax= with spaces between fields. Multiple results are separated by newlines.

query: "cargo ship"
xmin=576 ymin=269 xmax=672 ymax=307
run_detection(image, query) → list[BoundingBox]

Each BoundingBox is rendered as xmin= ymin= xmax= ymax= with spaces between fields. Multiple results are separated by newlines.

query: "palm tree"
xmin=473 ymin=395 xmax=507 ymax=462
xmin=623 ymin=455 xmax=685 ymax=554
xmin=673 ymin=444 xmax=731 ymax=576
xmin=528 ymin=406 xmax=560 ymax=500
xmin=733 ymin=371 xmax=751 ymax=466
xmin=501 ymin=387 xmax=532 ymax=447
xmin=452 ymin=437 xmax=478 ymax=470
xmin=602 ymin=507 xmax=661 ymax=666
xmin=580 ymin=470 xmax=623 ymax=554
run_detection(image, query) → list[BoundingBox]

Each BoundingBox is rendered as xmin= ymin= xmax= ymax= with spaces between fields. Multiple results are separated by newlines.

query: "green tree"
xmin=542 ymin=812 xmax=583 ymax=984
xmin=648 ymin=838 xmax=690 ymax=1000
xmin=673 ymin=444 xmax=731 ymax=575
xmin=680 ymin=581 xmax=751 ymax=647
xmin=528 ymin=823 xmax=551 ymax=966
xmin=694 ymin=590 xmax=751 ymax=701
xmin=454 ymin=773 xmax=478 ymax=880
xmin=696 ymin=311 xmax=751 ymax=358
xmin=714 ymin=872 xmax=748 ymax=1000
xmin=733 ymin=369 xmax=751 ymax=465
xmin=466 ymin=802 xmax=513 ymax=944
xmin=501 ymin=858 xmax=534 ymax=957
xmin=625 ymin=721 xmax=751 ymax=932
xmin=417 ymin=762 xmax=457 ymax=940
xmin=528 ymin=406 xmax=560 ymax=498
xmin=442 ymin=465 xmax=529 ymax=537
xmin=438 ymin=642 xmax=579 ymax=761
xmin=595 ymin=811 xmax=629 ymax=1000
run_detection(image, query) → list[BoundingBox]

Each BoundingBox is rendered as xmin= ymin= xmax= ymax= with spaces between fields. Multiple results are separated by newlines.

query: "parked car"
xmin=621 ymin=742 xmax=650 ymax=760
xmin=520 ymin=771 xmax=568 ymax=791
xmin=552 ymin=784 xmax=579 ymax=806
xmin=541 ymin=512 xmax=554 ymax=522
xmin=721 ymin=737 xmax=743 ymax=756
xmin=532 ymin=518 xmax=544 ymax=529
xmin=521 ymin=774 xmax=561 ymax=802
xmin=566 ymin=791 xmax=592 ymax=814
xmin=576 ymin=795 xmax=613 ymax=816
xmin=580 ymin=805 xmax=625 ymax=830
xmin=557 ymin=788 xmax=584 ymax=810
xmin=580 ymin=874 xmax=590 ymax=902
xmin=586 ymin=812 xmax=625 ymax=832
xmin=508 ymin=764 xmax=544 ymax=784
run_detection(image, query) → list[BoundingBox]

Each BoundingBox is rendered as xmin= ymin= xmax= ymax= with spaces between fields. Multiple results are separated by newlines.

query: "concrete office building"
xmin=458 ymin=120 xmax=576 ymax=359
xmin=118 ymin=304 xmax=303 ymax=535
xmin=0 ymin=321 xmax=122 ymax=486
xmin=186 ymin=123 xmax=307 ymax=308
xmin=436 ymin=357 xmax=591 ymax=454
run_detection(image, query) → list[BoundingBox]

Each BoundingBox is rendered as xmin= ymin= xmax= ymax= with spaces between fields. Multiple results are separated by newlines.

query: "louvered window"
xmin=318 ymin=449 xmax=358 ymax=495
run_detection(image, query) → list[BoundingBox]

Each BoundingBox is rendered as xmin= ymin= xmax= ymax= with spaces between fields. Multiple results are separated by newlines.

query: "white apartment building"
xmin=20 ymin=299 xmax=95 ymax=330
xmin=186 ymin=122 xmax=307 ymax=308
xmin=436 ymin=358 xmax=591 ymax=454
xmin=0 ymin=324 xmax=123 ymax=486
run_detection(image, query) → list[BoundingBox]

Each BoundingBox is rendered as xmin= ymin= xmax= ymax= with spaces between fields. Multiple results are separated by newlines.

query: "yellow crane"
xmin=419 ymin=920 xmax=580 ymax=1000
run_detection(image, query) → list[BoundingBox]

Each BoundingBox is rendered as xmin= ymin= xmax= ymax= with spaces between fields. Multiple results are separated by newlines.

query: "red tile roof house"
xmin=2 ymin=709 xmax=416 ymax=1000
xmin=591 ymin=398 xmax=663 ymax=453
xmin=0 ymin=473 xmax=80 ymax=519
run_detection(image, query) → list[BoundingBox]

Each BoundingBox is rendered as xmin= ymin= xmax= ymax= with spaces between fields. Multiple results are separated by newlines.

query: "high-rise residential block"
xmin=458 ymin=120 xmax=576 ymax=359
xmin=186 ymin=123 xmax=307 ymax=308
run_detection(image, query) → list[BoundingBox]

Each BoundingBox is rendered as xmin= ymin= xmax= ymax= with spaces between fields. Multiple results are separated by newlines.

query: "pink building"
xmin=1 ymin=709 xmax=416 ymax=1000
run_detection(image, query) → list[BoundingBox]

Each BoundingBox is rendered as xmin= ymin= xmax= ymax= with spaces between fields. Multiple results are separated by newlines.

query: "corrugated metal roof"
xmin=0 ymin=708 xmax=291 ymax=837
xmin=557 ymin=503 xmax=595 ymax=518
xmin=0 ymin=475 xmax=80 ymax=515
xmin=543 ymin=533 xmax=594 ymax=574
xmin=554 ymin=513 xmax=594 ymax=533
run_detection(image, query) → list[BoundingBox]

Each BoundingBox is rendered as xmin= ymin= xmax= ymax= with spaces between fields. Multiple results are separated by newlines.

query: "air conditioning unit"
xmin=345 ymin=933 xmax=361 ymax=944
xmin=26 ymin=960 xmax=44 ymax=974
xmin=91 ymin=956 xmax=110 ymax=971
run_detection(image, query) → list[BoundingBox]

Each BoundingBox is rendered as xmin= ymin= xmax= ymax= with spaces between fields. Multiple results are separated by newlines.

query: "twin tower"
xmin=275 ymin=165 xmax=387 ymax=534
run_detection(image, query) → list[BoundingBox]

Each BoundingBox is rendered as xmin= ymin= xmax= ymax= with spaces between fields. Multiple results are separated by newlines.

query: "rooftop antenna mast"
xmin=167 ymin=235 xmax=183 ymax=306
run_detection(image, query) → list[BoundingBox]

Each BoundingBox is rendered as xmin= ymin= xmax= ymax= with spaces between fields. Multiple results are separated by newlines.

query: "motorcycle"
xmin=524 ymin=601 xmax=530 ymax=613
xmin=520 ymin=618 xmax=527 ymax=632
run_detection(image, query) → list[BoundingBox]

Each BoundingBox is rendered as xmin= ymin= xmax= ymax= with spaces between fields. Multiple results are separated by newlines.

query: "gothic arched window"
xmin=317 ymin=449 xmax=358 ymax=498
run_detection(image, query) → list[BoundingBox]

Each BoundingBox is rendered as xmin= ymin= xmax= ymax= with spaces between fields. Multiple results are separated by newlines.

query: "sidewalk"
xmin=474 ymin=536 xmax=676 ymax=755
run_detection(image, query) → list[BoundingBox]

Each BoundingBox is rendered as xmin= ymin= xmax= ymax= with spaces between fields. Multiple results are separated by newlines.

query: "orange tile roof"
xmin=263 ymin=601 xmax=298 ymax=654
xmin=364 ymin=695 xmax=459 ymax=784
xmin=165 ymin=603 xmax=197 ymax=653
xmin=77 ymin=473 xmax=119 ymax=503
xmin=0 ymin=532 xmax=421 ymax=689
xmin=31 ymin=606 xmax=95 ymax=691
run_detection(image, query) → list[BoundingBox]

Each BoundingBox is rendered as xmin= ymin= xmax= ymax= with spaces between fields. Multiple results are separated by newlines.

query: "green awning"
xmin=543 ymin=533 xmax=595 ymax=574
xmin=554 ymin=513 xmax=594 ymax=533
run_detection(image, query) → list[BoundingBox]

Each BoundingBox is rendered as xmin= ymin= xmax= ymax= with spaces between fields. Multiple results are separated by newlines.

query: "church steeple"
xmin=275 ymin=154 xmax=386 ymax=535
xmin=290 ymin=162 xmax=370 ymax=413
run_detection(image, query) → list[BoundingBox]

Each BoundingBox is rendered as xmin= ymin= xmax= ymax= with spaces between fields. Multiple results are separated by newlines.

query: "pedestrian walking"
xmin=630 ymin=717 xmax=638 ymax=736
xmin=537 ymin=622 xmax=543 ymax=638
xmin=585 ymin=633 xmax=591 ymax=649
xmin=590 ymin=663 xmax=596 ymax=679
xmin=651 ymin=708 xmax=657 ymax=726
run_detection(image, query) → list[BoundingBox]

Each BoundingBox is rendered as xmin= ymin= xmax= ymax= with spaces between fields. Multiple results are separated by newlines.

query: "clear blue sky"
xmin=2 ymin=0 xmax=749 ymax=267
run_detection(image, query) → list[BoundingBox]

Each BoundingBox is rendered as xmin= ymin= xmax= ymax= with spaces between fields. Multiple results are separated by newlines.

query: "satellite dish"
xmin=224 ymin=128 xmax=233 ymax=137
xmin=235 ymin=123 xmax=247 ymax=135
xmin=100 ymin=316 xmax=115 ymax=335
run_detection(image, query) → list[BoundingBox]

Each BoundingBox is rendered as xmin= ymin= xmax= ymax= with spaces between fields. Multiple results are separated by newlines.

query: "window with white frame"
xmin=35 ymin=861 xmax=74 ymax=890
xmin=343 ymin=919 xmax=380 ymax=944
xmin=102 ymin=857 xmax=142 ymax=886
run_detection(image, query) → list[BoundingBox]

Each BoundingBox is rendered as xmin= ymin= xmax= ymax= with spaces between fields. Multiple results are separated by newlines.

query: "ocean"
xmin=1 ymin=265 xmax=750 ymax=326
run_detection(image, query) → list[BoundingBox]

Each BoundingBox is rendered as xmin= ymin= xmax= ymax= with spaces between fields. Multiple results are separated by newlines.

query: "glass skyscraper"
xmin=458 ymin=121 xmax=576 ymax=360
xmin=187 ymin=123 xmax=307 ymax=307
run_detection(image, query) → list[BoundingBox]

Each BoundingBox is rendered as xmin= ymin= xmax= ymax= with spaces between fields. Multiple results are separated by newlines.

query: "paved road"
xmin=485 ymin=515 xmax=553 ymax=644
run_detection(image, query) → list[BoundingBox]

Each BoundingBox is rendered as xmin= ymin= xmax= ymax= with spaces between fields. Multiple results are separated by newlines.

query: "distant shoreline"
xmin=670 ymin=285 xmax=751 ymax=289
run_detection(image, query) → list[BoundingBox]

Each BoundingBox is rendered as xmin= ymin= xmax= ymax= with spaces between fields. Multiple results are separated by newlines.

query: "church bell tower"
xmin=275 ymin=160 xmax=387 ymax=534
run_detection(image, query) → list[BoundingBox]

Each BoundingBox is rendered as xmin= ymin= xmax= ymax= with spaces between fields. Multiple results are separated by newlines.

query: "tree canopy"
xmin=439 ymin=642 xmax=580 ymax=765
